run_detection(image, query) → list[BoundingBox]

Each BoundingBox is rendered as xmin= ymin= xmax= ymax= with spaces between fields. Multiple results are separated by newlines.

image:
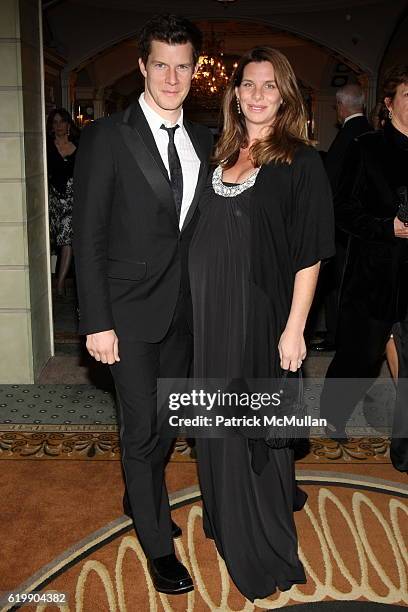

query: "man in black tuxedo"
xmin=311 ymin=83 xmax=371 ymax=352
xmin=73 ymin=15 xmax=212 ymax=595
xmin=325 ymin=84 xmax=371 ymax=194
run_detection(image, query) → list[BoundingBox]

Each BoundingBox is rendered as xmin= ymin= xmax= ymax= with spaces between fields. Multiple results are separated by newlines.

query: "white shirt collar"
xmin=139 ymin=92 xmax=183 ymax=131
xmin=343 ymin=112 xmax=364 ymax=125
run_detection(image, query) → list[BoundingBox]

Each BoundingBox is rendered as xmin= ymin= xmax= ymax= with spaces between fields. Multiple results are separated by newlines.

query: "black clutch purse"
xmin=264 ymin=369 xmax=307 ymax=449
xmin=225 ymin=371 xmax=307 ymax=449
xmin=247 ymin=370 xmax=307 ymax=475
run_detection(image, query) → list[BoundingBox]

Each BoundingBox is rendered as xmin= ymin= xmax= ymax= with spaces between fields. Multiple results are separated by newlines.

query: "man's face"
xmin=139 ymin=40 xmax=196 ymax=117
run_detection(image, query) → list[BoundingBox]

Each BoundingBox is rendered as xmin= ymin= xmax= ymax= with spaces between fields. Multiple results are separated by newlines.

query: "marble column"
xmin=0 ymin=0 xmax=53 ymax=382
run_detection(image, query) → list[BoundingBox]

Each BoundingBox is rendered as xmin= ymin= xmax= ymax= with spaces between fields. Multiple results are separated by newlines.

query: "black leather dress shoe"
xmin=293 ymin=485 xmax=308 ymax=512
xmin=147 ymin=553 xmax=194 ymax=595
xmin=122 ymin=494 xmax=182 ymax=538
xmin=324 ymin=424 xmax=348 ymax=444
xmin=171 ymin=521 xmax=182 ymax=538
xmin=309 ymin=340 xmax=336 ymax=352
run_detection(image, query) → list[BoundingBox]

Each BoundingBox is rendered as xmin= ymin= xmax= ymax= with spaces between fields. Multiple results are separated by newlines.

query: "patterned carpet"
xmin=3 ymin=296 xmax=401 ymax=608
xmin=0 ymin=382 xmax=396 ymax=463
xmin=1 ymin=467 xmax=407 ymax=612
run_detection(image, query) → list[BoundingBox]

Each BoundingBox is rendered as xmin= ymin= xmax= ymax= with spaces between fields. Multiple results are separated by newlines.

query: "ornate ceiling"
xmin=44 ymin=0 xmax=387 ymax=13
xmin=43 ymin=0 xmax=406 ymax=76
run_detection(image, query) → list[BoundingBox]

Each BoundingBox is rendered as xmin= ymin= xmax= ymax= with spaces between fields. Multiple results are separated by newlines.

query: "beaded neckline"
xmin=212 ymin=165 xmax=260 ymax=197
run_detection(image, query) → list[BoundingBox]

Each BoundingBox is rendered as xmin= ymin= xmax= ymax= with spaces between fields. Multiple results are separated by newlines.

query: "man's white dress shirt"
xmin=139 ymin=93 xmax=200 ymax=229
xmin=343 ymin=112 xmax=365 ymax=126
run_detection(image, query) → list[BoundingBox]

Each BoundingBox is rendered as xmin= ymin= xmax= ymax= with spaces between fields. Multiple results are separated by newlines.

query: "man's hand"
xmin=394 ymin=217 xmax=408 ymax=238
xmin=86 ymin=330 xmax=120 ymax=364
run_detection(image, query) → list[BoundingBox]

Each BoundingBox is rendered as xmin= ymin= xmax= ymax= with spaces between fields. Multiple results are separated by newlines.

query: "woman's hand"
xmin=278 ymin=327 xmax=306 ymax=372
xmin=394 ymin=216 xmax=408 ymax=238
xmin=279 ymin=263 xmax=319 ymax=371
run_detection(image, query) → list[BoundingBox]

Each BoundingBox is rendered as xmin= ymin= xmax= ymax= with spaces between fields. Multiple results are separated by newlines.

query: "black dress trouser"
xmin=319 ymin=299 xmax=393 ymax=433
xmin=320 ymin=299 xmax=408 ymax=471
xmin=391 ymin=317 xmax=408 ymax=472
xmin=323 ymin=239 xmax=347 ymax=345
xmin=109 ymin=294 xmax=193 ymax=559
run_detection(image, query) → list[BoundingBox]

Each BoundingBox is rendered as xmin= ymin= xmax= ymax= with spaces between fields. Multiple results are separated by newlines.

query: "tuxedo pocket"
xmin=107 ymin=259 xmax=147 ymax=280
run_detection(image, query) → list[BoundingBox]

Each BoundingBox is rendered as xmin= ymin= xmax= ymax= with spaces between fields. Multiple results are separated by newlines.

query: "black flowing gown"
xmin=189 ymin=170 xmax=307 ymax=601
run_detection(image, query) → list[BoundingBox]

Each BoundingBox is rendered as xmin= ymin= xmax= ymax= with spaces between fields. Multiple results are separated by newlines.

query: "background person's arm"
xmin=334 ymin=139 xmax=408 ymax=242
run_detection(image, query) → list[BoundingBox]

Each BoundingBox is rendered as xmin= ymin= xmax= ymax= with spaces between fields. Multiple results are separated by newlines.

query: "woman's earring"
xmin=236 ymin=97 xmax=241 ymax=115
xmin=388 ymin=109 xmax=393 ymax=120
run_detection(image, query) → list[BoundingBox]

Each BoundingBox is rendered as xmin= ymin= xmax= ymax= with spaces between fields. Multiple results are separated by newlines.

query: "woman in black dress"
xmin=189 ymin=47 xmax=334 ymax=601
xmin=319 ymin=65 xmax=408 ymax=470
xmin=46 ymin=108 xmax=79 ymax=297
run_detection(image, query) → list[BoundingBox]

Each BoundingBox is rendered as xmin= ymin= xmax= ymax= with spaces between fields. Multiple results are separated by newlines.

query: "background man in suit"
xmin=311 ymin=83 xmax=371 ymax=352
xmin=73 ymin=14 xmax=213 ymax=595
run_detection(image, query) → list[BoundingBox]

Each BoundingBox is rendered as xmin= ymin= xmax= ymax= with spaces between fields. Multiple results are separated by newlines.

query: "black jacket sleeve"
xmin=73 ymin=120 xmax=116 ymax=335
xmin=334 ymin=139 xmax=395 ymax=243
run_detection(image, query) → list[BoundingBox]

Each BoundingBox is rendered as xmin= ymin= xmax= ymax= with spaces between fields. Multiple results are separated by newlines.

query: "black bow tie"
xmin=160 ymin=124 xmax=183 ymax=221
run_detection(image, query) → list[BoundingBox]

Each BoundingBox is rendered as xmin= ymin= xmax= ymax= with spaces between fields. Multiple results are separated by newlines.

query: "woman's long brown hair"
xmin=214 ymin=47 xmax=310 ymax=167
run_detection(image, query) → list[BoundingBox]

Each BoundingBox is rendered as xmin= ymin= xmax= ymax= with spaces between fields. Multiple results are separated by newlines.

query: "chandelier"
xmin=191 ymin=31 xmax=237 ymax=109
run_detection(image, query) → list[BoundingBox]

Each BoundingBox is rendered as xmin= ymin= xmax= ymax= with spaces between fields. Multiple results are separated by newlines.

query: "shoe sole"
xmin=153 ymin=584 xmax=194 ymax=595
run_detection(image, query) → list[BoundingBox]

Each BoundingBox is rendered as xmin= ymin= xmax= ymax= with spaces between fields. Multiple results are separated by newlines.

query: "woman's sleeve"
xmin=291 ymin=146 xmax=336 ymax=272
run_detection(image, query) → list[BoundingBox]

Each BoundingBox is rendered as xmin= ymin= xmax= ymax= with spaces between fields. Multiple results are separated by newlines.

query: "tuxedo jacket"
xmin=325 ymin=115 xmax=371 ymax=194
xmin=335 ymin=121 xmax=408 ymax=323
xmin=73 ymin=102 xmax=213 ymax=342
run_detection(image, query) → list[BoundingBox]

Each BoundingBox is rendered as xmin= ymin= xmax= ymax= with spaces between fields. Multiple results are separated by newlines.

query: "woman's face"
xmin=52 ymin=113 xmax=69 ymax=137
xmin=235 ymin=61 xmax=283 ymax=131
xmin=386 ymin=82 xmax=408 ymax=131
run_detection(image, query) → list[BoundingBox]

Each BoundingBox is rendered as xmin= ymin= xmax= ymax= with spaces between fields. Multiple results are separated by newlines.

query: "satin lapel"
xmin=118 ymin=104 xmax=177 ymax=225
xmin=181 ymin=121 xmax=209 ymax=232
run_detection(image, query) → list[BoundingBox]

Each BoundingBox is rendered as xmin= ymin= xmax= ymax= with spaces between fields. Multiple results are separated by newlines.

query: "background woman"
xmin=46 ymin=108 xmax=79 ymax=297
xmin=319 ymin=65 xmax=408 ymax=470
xmin=370 ymin=99 xmax=399 ymax=381
xmin=189 ymin=47 xmax=334 ymax=601
xmin=383 ymin=66 xmax=408 ymax=472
